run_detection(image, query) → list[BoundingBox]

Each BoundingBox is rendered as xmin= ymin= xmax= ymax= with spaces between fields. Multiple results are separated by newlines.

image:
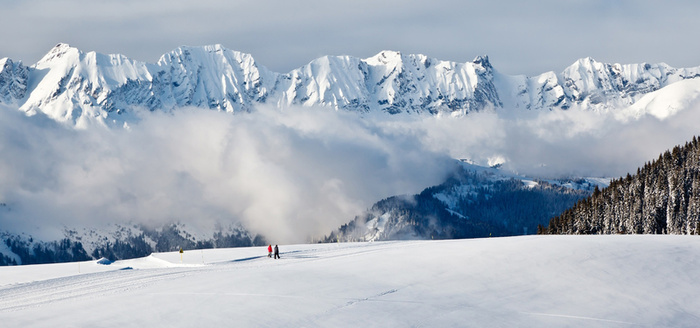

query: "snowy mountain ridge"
xmin=2 ymin=43 xmax=700 ymax=127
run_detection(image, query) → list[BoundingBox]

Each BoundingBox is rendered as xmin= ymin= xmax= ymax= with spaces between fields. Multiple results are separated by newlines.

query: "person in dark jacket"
xmin=273 ymin=245 xmax=280 ymax=259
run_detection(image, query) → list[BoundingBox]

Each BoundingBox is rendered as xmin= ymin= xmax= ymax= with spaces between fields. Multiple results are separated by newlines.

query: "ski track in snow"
xmin=521 ymin=312 xmax=648 ymax=327
xmin=0 ymin=267 xmax=197 ymax=312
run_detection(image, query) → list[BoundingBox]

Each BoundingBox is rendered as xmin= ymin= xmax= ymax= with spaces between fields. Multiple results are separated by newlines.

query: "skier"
xmin=274 ymin=245 xmax=280 ymax=259
xmin=267 ymin=244 xmax=272 ymax=258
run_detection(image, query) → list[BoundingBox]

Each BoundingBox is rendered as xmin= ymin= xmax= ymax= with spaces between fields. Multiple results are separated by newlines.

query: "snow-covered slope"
xmin=619 ymin=77 xmax=700 ymax=120
xmin=495 ymin=57 xmax=700 ymax=112
xmin=1 ymin=236 xmax=698 ymax=327
xmin=3 ymin=43 xmax=699 ymax=126
xmin=151 ymin=44 xmax=276 ymax=112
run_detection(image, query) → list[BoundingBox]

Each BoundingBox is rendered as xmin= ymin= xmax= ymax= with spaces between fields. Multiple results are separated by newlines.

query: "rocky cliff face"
xmin=4 ymin=43 xmax=698 ymax=127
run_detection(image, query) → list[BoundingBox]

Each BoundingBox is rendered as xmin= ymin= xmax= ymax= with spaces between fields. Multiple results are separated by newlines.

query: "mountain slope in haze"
xmin=2 ymin=43 xmax=700 ymax=127
xmin=325 ymin=163 xmax=602 ymax=242
xmin=541 ymin=136 xmax=700 ymax=235
xmin=0 ymin=161 xmax=600 ymax=266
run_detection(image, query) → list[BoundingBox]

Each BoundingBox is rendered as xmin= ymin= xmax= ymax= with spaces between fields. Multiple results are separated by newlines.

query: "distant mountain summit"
xmin=2 ymin=43 xmax=699 ymax=127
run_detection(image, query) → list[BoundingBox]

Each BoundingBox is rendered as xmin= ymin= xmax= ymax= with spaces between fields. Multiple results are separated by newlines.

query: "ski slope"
xmin=1 ymin=236 xmax=699 ymax=327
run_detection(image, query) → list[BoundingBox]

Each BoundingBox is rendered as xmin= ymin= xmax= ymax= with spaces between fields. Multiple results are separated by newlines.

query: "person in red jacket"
xmin=267 ymin=244 xmax=272 ymax=258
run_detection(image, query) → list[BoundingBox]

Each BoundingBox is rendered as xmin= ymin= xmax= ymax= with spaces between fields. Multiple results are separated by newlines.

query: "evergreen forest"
xmin=541 ymin=136 xmax=700 ymax=235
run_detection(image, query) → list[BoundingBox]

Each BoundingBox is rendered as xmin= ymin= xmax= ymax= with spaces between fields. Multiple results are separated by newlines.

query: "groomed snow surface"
xmin=1 ymin=236 xmax=698 ymax=327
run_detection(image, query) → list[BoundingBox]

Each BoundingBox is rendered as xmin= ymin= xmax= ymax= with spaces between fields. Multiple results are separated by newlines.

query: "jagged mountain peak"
xmin=201 ymin=43 xmax=226 ymax=52
xmin=2 ymin=43 xmax=700 ymax=126
xmin=44 ymin=42 xmax=75 ymax=55
xmin=370 ymin=50 xmax=403 ymax=62
xmin=157 ymin=44 xmax=256 ymax=64
xmin=35 ymin=43 xmax=81 ymax=67
xmin=573 ymin=56 xmax=599 ymax=65
xmin=564 ymin=56 xmax=674 ymax=79
xmin=472 ymin=55 xmax=492 ymax=70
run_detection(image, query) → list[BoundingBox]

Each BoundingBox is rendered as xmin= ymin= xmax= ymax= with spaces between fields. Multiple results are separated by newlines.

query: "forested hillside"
xmin=540 ymin=136 xmax=700 ymax=235
xmin=326 ymin=166 xmax=592 ymax=242
xmin=0 ymin=224 xmax=266 ymax=266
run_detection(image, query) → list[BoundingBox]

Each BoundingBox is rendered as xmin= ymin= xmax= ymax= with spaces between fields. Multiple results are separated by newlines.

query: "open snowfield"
xmin=1 ymin=235 xmax=699 ymax=327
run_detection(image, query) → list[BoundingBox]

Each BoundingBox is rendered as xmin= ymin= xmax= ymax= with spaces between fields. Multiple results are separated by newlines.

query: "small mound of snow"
xmin=521 ymin=179 xmax=538 ymax=189
xmin=96 ymin=257 xmax=113 ymax=265
xmin=118 ymin=254 xmax=204 ymax=269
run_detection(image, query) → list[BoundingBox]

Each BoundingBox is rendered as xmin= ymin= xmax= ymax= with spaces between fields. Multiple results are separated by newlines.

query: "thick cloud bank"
xmin=0 ymin=107 xmax=455 ymax=242
xmin=390 ymin=101 xmax=700 ymax=179
xmin=2 ymin=97 xmax=700 ymax=242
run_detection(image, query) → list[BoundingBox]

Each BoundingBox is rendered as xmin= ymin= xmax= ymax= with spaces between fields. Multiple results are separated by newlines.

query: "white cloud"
xmin=2 ymin=91 xmax=700 ymax=242
xmin=0 ymin=106 xmax=454 ymax=242
xmin=385 ymin=103 xmax=700 ymax=178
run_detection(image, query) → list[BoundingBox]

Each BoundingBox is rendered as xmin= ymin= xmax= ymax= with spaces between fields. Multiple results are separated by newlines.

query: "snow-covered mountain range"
xmin=3 ymin=43 xmax=700 ymax=127
xmin=3 ymin=43 xmax=700 ymax=266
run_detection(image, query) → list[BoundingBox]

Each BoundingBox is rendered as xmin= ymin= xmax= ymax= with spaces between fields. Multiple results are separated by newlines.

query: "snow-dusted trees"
xmin=541 ymin=136 xmax=700 ymax=235
xmin=2 ymin=224 xmax=267 ymax=265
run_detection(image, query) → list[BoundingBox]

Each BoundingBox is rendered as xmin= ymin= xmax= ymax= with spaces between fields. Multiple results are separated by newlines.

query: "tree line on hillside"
xmin=540 ymin=136 xmax=700 ymax=235
xmin=1 ymin=224 xmax=267 ymax=266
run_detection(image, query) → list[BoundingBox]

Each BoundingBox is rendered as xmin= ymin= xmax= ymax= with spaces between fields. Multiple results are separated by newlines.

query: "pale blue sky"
xmin=1 ymin=0 xmax=698 ymax=75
